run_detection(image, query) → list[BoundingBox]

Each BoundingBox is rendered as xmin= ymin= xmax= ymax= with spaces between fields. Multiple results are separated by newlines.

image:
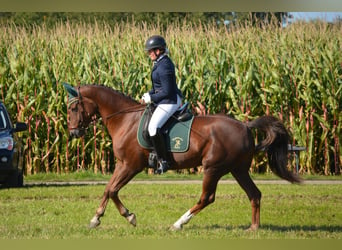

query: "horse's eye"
xmin=71 ymin=107 xmax=78 ymax=112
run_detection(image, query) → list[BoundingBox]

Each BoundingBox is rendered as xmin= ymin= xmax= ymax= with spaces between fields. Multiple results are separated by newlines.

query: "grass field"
xmin=0 ymin=178 xmax=341 ymax=239
xmin=22 ymin=170 xmax=342 ymax=183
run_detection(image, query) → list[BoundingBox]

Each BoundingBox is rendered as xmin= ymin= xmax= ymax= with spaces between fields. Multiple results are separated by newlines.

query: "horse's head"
xmin=64 ymin=83 xmax=98 ymax=138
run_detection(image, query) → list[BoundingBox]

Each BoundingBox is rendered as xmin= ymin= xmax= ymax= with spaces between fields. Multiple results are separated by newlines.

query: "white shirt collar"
xmin=154 ymin=53 xmax=167 ymax=64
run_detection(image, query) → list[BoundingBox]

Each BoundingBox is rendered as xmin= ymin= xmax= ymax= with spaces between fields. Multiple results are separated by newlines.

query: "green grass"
xmin=0 ymin=182 xmax=341 ymax=239
xmin=23 ymin=171 xmax=342 ymax=183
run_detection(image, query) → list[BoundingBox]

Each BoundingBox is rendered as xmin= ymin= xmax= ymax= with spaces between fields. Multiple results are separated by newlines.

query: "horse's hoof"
xmin=127 ymin=213 xmax=136 ymax=227
xmin=246 ymin=224 xmax=259 ymax=231
xmin=89 ymin=217 xmax=101 ymax=229
xmin=170 ymin=224 xmax=182 ymax=231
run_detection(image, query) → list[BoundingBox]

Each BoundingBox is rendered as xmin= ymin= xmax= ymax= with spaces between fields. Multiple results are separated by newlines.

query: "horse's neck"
xmin=81 ymin=85 xmax=140 ymax=125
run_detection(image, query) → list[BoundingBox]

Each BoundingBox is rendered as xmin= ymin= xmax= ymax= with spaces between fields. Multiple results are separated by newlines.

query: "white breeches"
xmin=148 ymin=95 xmax=182 ymax=136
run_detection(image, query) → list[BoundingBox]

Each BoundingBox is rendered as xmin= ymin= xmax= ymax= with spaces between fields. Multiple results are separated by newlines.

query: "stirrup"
xmin=148 ymin=152 xmax=157 ymax=168
xmin=154 ymin=160 xmax=169 ymax=174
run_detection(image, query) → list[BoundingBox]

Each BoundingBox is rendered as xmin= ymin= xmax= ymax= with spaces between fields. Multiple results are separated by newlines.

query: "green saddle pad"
xmin=137 ymin=109 xmax=194 ymax=153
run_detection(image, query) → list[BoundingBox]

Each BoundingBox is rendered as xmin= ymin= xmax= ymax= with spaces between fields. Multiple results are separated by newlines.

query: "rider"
xmin=141 ymin=35 xmax=183 ymax=174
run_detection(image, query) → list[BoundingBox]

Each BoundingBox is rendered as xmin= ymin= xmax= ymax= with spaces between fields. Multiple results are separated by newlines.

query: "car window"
xmin=0 ymin=110 xmax=7 ymax=130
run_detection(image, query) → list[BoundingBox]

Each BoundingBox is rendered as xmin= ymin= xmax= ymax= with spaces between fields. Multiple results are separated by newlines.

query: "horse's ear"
xmin=63 ymin=82 xmax=78 ymax=98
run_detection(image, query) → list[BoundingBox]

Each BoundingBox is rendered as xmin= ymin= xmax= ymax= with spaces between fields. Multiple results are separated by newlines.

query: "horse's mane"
xmin=84 ymin=84 xmax=140 ymax=104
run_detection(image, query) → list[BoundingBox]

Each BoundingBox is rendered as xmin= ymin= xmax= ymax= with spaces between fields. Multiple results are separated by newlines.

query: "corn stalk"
xmin=0 ymin=20 xmax=340 ymax=175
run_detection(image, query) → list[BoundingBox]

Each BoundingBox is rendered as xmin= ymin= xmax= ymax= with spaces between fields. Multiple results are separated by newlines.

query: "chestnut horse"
xmin=64 ymin=84 xmax=300 ymax=231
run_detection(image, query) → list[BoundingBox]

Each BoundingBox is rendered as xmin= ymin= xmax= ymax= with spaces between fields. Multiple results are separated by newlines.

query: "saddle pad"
xmin=137 ymin=110 xmax=194 ymax=153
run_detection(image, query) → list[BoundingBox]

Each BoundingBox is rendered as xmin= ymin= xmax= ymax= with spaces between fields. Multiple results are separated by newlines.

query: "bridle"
xmin=67 ymin=88 xmax=98 ymax=131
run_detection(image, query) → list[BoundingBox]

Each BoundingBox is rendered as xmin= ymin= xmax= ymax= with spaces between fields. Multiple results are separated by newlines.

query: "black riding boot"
xmin=150 ymin=129 xmax=170 ymax=174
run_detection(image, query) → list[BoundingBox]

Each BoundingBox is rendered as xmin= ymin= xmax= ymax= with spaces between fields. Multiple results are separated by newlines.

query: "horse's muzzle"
xmin=69 ymin=129 xmax=85 ymax=138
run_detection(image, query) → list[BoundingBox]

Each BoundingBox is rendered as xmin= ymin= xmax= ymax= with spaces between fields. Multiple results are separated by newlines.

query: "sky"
xmin=289 ymin=12 xmax=342 ymax=22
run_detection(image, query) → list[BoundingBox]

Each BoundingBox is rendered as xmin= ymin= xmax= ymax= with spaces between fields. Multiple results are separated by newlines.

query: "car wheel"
xmin=17 ymin=170 xmax=24 ymax=187
xmin=6 ymin=170 xmax=23 ymax=188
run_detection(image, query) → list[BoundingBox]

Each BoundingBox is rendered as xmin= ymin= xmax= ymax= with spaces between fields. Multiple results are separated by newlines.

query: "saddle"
xmin=137 ymin=103 xmax=194 ymax=153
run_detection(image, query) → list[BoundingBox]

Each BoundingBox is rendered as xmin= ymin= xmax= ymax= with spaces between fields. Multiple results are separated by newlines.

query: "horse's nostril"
xmin=69 ymin=129 xmax=85 ymax=138
xmin=69 ymin=130 xmax=76 ymax=138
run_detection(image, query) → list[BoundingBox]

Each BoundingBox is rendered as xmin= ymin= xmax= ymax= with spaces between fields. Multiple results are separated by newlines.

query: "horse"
xmin=64 ymin=83 xmax=301 ymax=231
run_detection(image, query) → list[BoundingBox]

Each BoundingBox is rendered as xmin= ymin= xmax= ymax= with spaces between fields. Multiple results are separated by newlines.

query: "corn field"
xmin=0 ymin=20 xmax=341 ymax=175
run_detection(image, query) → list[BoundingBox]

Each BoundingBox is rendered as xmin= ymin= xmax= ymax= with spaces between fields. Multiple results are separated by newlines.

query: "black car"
xmin=0 ymin=101 xmax=27 ymax=187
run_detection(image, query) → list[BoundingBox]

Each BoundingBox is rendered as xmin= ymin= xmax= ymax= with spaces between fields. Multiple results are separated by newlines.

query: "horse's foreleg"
xmin=89 ymin=196 xmax=109 ymax=228
xmin=107 ymin=164 xmax=138 ymax=227
xmin=172 ymin=173 xmax=220 ymax=230
xmin=231 ymin=170 xmax=261 ymax=231
xmin=89 ymin=165 xmax=138 ymax=228
xmin=111 ymin=192 xmax=137 ymax=226
xmin=89 ymin=178 xmax=113 ymax=228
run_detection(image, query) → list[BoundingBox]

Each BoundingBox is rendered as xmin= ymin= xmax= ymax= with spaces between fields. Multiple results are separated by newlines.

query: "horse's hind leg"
xmin=172 ymin=173 xmax=220 ymax=230
xmin=231 ymin=169 xmax=261 ymax=231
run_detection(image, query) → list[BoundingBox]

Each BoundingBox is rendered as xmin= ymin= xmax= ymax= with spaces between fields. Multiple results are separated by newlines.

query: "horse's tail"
xmin=247 ymin=116 xmax=301 ymax=184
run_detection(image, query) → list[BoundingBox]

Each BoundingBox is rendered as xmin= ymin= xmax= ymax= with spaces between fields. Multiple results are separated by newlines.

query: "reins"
xmin=105 ymin=105 xmax=146 ymax=122
xmin=68 ymin=86 xmax=204 ymax=140
xmin=68 ymin=86 xmax=146 ymax=130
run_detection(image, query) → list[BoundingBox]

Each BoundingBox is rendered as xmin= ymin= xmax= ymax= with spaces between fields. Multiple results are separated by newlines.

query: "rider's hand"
xmin=141 ymin=93 xmax=151 ymax=103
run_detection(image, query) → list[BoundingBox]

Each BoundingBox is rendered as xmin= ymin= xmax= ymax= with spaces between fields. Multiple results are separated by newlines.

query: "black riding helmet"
xmin=145 ymin=35 xmax=167 ymax=51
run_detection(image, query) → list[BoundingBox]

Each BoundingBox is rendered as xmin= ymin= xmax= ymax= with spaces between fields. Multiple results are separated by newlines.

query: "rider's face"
xmin=148 ymin=49 xmax=160 ymax=61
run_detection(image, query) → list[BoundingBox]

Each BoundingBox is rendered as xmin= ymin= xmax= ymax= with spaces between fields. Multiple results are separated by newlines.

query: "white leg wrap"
xmin=173 ymin=210 xmax=193 ymax=229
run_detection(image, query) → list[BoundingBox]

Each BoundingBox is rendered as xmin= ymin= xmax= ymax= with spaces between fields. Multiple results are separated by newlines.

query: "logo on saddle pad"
xmin=172 ymin=137 xmax=183 ymax=150
xmin=137 ymin=106 xmax=194 ymax=153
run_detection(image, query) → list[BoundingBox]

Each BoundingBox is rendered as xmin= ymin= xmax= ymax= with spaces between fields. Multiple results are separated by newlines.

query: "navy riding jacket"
xmin=148 ymin=55 xmax=182 ymax=105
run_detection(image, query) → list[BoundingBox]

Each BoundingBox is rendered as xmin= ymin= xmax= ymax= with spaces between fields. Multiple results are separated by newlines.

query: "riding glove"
xmin=142 ymin=93 xmax=152 ymax=103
